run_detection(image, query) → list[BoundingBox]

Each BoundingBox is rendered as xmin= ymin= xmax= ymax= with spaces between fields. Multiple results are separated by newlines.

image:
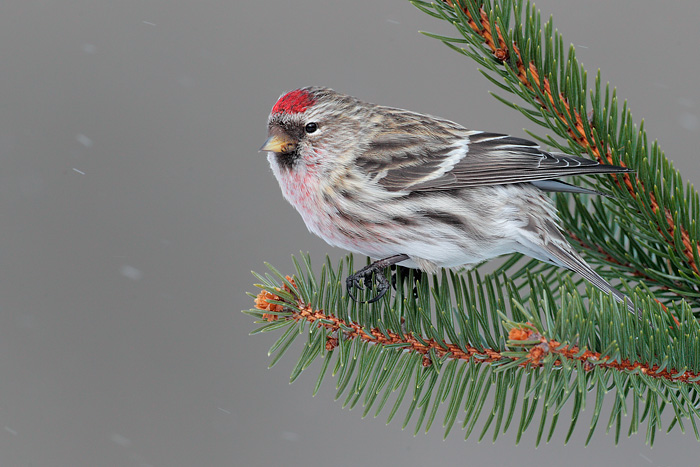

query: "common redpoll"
xmin=261 ymin=87 xmax=634 ymax=312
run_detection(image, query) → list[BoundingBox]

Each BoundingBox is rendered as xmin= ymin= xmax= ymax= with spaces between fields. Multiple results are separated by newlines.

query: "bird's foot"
xmin=346 ymin=254 xmax=410 ymax=303
xmin=346 ymin=264 xmax=390 ymax=303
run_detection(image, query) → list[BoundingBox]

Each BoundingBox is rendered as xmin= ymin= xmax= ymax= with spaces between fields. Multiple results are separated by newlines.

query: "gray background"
xmin=1 ymin=0 xmax=698 ymax=465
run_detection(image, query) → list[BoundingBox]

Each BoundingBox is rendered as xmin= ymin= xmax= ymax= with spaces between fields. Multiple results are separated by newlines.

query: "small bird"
xmin=261 ymin=87 xmax=634 ymax=312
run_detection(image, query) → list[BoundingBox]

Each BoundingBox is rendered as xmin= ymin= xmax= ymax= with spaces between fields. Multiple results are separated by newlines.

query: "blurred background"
xmin=1 ymin=0 xmax=698 ymax=465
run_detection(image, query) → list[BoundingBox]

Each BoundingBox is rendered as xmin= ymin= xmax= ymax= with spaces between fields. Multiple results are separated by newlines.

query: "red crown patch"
xmin=272 ymin=89 xmax=315 ymax=114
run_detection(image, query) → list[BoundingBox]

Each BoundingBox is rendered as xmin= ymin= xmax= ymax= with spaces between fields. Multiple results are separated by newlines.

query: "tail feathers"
xmin=516 ymin=225 xmax=637 ymax=316
xmin=530 ymin=180 xmax=613 ymax=198
xmin=542 ymin=240 xmax=638 ymax=316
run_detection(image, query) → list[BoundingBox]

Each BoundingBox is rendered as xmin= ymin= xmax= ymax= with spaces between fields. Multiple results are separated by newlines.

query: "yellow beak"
xmin=259 ymin=134 xmax=296 ymax=153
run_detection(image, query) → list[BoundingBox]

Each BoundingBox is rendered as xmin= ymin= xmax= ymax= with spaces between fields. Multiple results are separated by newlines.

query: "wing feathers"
xmin=361 ymin=127 xmax=631 ymax=192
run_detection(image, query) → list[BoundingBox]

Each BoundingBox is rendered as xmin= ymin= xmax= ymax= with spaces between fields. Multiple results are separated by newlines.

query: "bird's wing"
xmin=356 ymin=129 xmax=631 ymax=192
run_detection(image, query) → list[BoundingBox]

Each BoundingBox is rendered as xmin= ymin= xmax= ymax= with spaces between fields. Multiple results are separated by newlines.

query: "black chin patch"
xmin=275 ymin=150 xmax=300 ymax=170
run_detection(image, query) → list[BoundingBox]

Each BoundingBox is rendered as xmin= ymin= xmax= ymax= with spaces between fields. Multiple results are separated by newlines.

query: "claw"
xmin=366 ymin=272 xmax=390 ymax=303
xmin=345 ymin=274 xmax=362 ymax=302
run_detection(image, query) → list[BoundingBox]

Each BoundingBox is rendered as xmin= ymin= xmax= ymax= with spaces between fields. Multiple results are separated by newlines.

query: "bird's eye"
xmin=305 ymin=122 xmax=318 ymax=134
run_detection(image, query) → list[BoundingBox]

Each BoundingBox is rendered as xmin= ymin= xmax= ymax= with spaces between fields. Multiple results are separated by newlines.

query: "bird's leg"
xmin=346 ymin=254 xmax=410 ymax=303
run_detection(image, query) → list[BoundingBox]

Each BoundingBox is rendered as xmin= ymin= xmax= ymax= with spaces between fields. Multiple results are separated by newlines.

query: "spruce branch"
xmin=254 ymin=268 xmax=699 ymax=383
xmin=245 ymin=254 xmax=700 ymax=444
